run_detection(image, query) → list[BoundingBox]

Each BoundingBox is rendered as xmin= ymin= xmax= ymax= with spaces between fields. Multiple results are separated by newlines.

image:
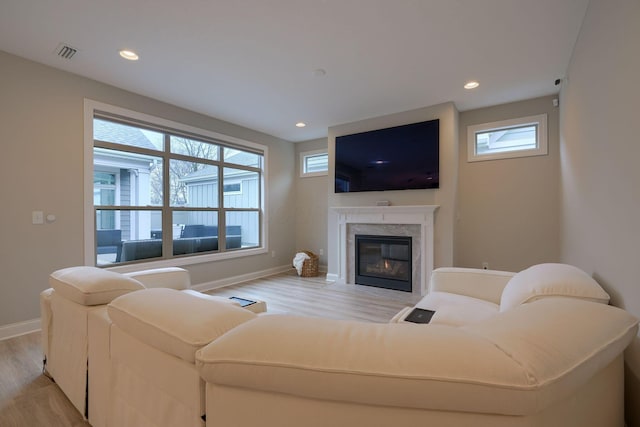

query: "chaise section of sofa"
xmin=196 ymin=297 xmax=637 ymax=427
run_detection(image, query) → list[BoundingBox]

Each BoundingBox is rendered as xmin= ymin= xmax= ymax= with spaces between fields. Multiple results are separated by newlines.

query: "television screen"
xmin=335 ymin=119 xmax=439 ymax=193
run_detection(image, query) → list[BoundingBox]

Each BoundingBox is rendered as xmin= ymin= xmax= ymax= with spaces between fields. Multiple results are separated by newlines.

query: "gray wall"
xmin=295 ymin=138 xmax=329 ymax=266
xmin=299 ymin=96 xmax=562 ymax=277
xmin=456 ymin=95 xmax=560 ymax=271
xmin=558 ymin=0 xmax=640 ymax=422
xmin=0 ymin=50 xmax=296 ymax=327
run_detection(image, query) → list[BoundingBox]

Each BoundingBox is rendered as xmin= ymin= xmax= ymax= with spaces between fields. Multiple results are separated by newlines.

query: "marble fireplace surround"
xmin=329 ymin=205 xmax=438 ymax=295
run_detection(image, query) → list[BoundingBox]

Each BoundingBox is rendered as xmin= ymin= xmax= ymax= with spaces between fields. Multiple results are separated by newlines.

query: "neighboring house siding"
xmin=224 ymin=178 xmax=258 ymax=208
xmin=184 ymin=176 xmax=259 ymax=245
xmin=120 ymin=169 xmax=131 ymax=240
xmin=227 ymin=178 xmax=259 ymax=245
xmin=227 ymin=210 xmax=259 ymax=246
xmin=187 ymin=182 xmax=217 ymax=208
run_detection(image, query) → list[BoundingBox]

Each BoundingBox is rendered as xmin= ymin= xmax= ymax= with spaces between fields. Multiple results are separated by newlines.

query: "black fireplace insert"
xmin=355 ymin=235 xmax=412 ymax=292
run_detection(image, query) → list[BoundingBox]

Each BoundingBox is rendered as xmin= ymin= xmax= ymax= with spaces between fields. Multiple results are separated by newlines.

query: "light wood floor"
xmin=0 ymin=332 xmax=89 ymax=427
xmin=0 ymin=270 xmax=421 ymax=426
xmin=206 ymin=269 xmax=422 ymax=322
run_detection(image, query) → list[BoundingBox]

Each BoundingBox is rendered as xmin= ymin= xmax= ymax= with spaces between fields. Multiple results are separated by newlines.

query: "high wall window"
xmin=467 ymin=114 xmax=548 ymax=162
xmin=300 ymin=150 xmax=328 ymax=177
xmin=86 ymin=101 xmax=266 ymax=267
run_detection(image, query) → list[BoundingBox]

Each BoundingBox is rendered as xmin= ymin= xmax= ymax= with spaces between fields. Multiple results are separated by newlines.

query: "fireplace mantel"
xmin=328 ymin=205 xmax=438 ymax=295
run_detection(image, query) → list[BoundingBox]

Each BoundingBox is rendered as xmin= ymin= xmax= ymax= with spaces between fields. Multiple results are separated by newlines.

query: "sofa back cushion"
xmin=50 ymin=266 xmax=144 ymax=306
xmin=430 ymin=267 xmax=515 ymax=305
xmin=500 ymin=263 xmax=610 ymax=311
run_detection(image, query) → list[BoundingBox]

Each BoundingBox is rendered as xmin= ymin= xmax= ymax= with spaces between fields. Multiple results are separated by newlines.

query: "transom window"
xmin=467 ymin=114 xmax=548 ymax=162
xmin=86 ymin=101 xmax=266 ymax=267
xmin=300 ymin=150 xmax=328 ymax=177
xmin=223 ymin=182 xmax=242 ymax=195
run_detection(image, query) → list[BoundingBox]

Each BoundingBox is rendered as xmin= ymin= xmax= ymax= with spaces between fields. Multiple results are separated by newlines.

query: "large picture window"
xmin=85 ymin=101 xmax=266 ymax=267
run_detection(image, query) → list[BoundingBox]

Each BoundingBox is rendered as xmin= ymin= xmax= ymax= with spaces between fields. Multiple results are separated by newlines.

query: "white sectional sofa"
xmin=41 ymin=263 xmax=638 ymax=427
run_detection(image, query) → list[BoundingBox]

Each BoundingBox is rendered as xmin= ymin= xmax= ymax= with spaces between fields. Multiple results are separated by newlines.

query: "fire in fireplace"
xmin=355 ymin=235 xmax=412 ymax=292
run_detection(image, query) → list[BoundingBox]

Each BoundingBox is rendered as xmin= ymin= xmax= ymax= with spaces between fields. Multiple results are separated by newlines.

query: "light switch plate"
xmin=32 ymin=211 xmax=44 ymax=224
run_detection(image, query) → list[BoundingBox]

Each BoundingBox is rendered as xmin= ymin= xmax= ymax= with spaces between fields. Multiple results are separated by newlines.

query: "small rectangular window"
xmin=223 ymin=182 xmax=242 ymax=194
xmin=300 ymin=150 xmax=328 ymax=177
xmin=467 ymin=114 xmax=547 ymax=162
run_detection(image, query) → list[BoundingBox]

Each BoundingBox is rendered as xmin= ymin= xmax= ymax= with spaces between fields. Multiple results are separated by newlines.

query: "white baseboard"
xmin=0 ymin=318 xmax=41 ymax=341
xmin=190 ymin=264 xmax=293 ymax=292
xmin=325 ymin=272 xmax=339 ymax=282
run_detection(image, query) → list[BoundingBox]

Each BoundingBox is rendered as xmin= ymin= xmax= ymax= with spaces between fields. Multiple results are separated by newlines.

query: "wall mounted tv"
xmin=334 ymin=119 xmax=439 ymax=193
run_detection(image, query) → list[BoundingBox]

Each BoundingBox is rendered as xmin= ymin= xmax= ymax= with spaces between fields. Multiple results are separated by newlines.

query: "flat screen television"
xmin=334 ymin=119 xmax=439 ymax=193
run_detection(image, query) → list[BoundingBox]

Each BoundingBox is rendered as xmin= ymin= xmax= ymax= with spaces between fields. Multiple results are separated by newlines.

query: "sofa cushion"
xmin=500 ymin=263 xmax=610 ymax=311
xmin=108 ymin=288 xmax=256 ymax=363
xmin=124 ymin=267 xmax=191 ymax=290
xmin=414 ymin=291 xmax=499 ymax=326
xmin=181 ymin=289 xmax=241 ymax=306
xmin=50 ymin=266 xmax=144 ymax=306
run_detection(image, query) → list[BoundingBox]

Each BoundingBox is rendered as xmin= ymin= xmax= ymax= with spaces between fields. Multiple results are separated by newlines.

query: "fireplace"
xmin=329 ymin=205 xmax=438 ymax=295
xmin=355 ymin=235 xmax=412 ymax=292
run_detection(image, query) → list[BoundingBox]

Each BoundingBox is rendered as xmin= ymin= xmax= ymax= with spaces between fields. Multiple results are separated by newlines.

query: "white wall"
xmin=559 ymin=0 xmax=640 ymax=423
xmin=0 ymin=50 xmax=296 ymax=329
xmin=326 ymin=102 xmax=459 ymax=278
xmin=456 ymin=95 xmax=560 ymax=271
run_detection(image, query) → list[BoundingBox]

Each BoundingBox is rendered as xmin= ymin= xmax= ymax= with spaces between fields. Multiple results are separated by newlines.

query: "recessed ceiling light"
xmin=295 ymin=122 xmax=307 ymax=128
xmin=464 ymin=80 xmax=479 ymax=89
xmin=119 ymin=49 xmax=139 ymax=61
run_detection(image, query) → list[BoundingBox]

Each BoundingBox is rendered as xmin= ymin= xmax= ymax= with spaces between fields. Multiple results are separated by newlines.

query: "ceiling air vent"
xmin=55 ymin=43 xmax=78 ymax=59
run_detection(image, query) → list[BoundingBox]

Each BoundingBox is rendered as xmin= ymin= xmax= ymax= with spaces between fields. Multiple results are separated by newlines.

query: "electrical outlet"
xmin=319 ymin=248 xmax=324 ymax=256
xmin=271 ymin=250 xmax=276 ymax=258
xmin=482 ymin=262 xmax=489 ymax=270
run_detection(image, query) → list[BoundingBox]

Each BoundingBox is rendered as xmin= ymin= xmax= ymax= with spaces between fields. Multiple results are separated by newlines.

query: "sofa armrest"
xmin=429 ymin=267 xmax=515 ymax=305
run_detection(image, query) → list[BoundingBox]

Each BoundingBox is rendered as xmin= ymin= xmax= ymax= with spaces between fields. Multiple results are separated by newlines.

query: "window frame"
xmin=299 ymin=149 xmax=328 ymax=177
xmin=467 ymin=114 xmax=548 ymax=162
xmin=84 ymin=99 xmax=268 ymax=271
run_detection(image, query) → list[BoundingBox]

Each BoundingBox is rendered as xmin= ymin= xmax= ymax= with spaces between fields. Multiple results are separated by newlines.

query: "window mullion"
xmin=162 ymin=133 xmax=173 ymax=258
xmin=218 ymin=149 xmax=226 ymax=251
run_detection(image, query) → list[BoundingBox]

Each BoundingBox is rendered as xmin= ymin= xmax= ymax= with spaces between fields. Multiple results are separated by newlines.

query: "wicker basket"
xmin=299 ymin=251 xmax=319 ymax=277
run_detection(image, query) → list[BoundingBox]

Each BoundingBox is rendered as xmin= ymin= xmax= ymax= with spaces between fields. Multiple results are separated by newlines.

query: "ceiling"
xmin=0 ymin=0 xmax=589 ymax=142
